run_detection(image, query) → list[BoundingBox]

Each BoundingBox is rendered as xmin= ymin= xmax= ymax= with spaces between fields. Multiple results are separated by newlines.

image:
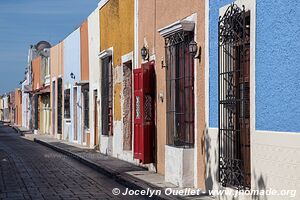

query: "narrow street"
xmin=0 ymin=123 xmax=146 ymax=200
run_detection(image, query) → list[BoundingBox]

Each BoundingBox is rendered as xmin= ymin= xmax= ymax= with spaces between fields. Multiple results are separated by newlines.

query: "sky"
xmin=0 ymin=0 xmax=100 ymax=94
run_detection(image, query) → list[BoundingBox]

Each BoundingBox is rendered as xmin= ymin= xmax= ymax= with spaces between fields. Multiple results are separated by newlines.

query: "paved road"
xmin=0 ymin=123 xmax=147 ymax=200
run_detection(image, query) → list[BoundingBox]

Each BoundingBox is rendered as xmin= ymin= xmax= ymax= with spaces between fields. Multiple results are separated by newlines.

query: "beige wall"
xmin=50 ymin=42 xmax=64 ymax=136
xmin=138 ymin=0 xmax=206 ymax=188
xmin=50 ymin=42 xmax=64 ymax=79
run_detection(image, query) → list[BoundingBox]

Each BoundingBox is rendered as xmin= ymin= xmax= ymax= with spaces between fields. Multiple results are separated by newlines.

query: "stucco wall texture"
xmin=255 ymin=0 xmax=300 ymax=132
xmin=100 ymin=0 xmax=134 ymax=123
xmin=80 ymin=20 xmax=89 ymax=81
xmin=138 ymin=0 xmax=206 ymax=188
xmin=100 ymin=0 xmax=134 ymax=66
xmin=209 ymin=0 xmax=300 ymax=132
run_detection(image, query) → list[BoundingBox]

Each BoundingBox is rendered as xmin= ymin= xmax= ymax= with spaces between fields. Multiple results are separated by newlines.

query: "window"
xmin=57 ymin=78 xmax=63 ymax=133
xmin=64 ymin=89 xmax=70 ymax=119
xmin=83 ymin=87 xmax=89 ymax=129
xmin=218 ymin=4 xmax=251 ymax=189
xmin=101 ymin=56 xmax=113 ymax=135
xmin=165 ymin=31 xmax=195 ymax=148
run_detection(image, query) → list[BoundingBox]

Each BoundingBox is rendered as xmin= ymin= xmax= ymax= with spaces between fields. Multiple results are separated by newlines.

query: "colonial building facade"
xmin=3 ymin=1 xmax=299 ymax=199
xmin=205 ymin=0 xmax=300 ymax=199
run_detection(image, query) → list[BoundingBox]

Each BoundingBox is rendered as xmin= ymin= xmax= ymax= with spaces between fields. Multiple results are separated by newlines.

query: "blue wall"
xmin=64 ymin=28 xmax=81 ymax=86
xmin=255 ymin=0 xmax=300 ymax=132
xmin=209 ymin=0 xmax=300 ymax=132
xmin=63 ymin=28 xmax=81 ymax=142
xmin=209 ymin=0 xmax=234 ymax=128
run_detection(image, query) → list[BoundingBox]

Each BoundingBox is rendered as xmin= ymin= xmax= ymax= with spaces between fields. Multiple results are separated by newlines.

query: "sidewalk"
xmin=10 ymin=124 xmax=33 ymax=136
xmin=19 ymin=132 xmax=213 ymax=200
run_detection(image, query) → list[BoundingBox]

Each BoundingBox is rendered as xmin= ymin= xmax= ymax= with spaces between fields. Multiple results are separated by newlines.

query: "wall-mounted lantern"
xmin=189 ymin=40 xmax=198 ymax=56
xmin=141 ymin=46 xmax=149 ymax=61
xmin=189 ymin=40 xmax=201 ymax=60
xmin=70 ymin=72 xmax=75 ymax=80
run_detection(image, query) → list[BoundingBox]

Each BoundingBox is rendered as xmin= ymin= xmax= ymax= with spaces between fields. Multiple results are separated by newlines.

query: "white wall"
xmin=88 ymin=7 xmax=100 ymax=148
xmin=21 ymin=79 xmax=30 ymax=129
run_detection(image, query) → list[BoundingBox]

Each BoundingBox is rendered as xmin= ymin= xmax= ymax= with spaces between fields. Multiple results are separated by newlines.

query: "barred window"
xmin=64 ymin=89 xmax=70 ymax=119
xmin=57 ymin=78 xmax=63 ymax=133
xmin=83 ymin=88 xmax=89 ymax=129
xmin=218 ymin=4 xmax=251 ymax=189
xmin=101 ymin=56 xmax=113 ymax=135
xmin=165 ymin=31 xmax=195 ymax=148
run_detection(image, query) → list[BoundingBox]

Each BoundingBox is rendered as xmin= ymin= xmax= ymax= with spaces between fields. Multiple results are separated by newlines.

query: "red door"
xmin=133 ymin=61 xmax=155 ymax=164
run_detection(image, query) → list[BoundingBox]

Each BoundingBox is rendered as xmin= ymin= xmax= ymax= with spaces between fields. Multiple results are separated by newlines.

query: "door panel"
xmin=133 ymin=61 xmax=155 ymax=164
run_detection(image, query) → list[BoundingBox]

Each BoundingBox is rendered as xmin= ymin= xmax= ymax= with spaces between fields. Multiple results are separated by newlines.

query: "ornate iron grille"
xmin=135 ymin=96 xmax=140 ymax=119
xmin=165 ymin=31 xmax=195 ymax=148
xmin=101 ymin=56 xmax=113 ymax=136
xmin=218 ymin=4 xmax=251 ymax=189
xmin=144 ymin=95 xmax=152 ymax=121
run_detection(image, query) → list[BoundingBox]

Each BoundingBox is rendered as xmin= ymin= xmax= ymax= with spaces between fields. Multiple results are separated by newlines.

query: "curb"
xmin=9 ymin=124 xmax=21 ymax=135
xmin=34 ymin=138 xmax=175 ymax=200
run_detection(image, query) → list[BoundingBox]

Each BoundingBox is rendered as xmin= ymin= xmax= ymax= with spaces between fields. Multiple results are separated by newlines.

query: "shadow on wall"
xmin=252 ymin=171 xmax=267 ymax=200
xmin=203 ymin=125 xmax=268 ymax=200
xmin=204 ymin=124 xmax=216 ymax=192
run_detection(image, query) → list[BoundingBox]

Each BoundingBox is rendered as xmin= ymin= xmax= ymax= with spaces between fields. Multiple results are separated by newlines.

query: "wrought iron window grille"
xmin=64 ymin=89 xmax=71 ymax=119
xmin=165 ymin=30 xmax=195 ymax=148
xmin=101 ymin=56 xmax=113 ymax=136
xmin=57 ymin=78 xmax=63 ymax=133
xmin=218 ymin=3 xmax=251 ymax=190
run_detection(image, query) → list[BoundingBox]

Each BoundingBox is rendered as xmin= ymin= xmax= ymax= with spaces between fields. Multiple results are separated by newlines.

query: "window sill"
xmin=166 ymin=144 xmax=194 ymax=149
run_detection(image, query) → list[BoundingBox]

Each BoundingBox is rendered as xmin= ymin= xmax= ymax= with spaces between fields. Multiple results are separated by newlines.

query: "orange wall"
xmin=15 ymin=88 xmax=22 ymax=126
xmin=138 ymin=0 xmax=206 ymax=188
xmin=32 ymin=57 xmax=41 ymax=90
xmin=80 ymin=20 xmax=89 ymax=81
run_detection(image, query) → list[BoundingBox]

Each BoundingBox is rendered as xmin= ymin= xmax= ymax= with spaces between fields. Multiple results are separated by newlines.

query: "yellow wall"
xmin=100 ymin=0 xmax=134 ymax=121
xmin=100 ymin=0 xmax=134 ymax=66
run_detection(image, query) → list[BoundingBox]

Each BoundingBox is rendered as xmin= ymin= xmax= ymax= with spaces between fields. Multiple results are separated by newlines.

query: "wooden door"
xmin=133 ymin=61 xmax=155 ymax=164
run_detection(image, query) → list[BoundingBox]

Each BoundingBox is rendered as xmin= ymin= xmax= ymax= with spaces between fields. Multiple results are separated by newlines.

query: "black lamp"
xmin=141 ymin=46 xmax=149 ymax=61
xmin=70 ymin=72 xmax=75 ymax=79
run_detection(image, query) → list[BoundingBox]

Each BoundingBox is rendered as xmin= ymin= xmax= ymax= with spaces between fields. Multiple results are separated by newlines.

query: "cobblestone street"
xmin=0 ymin=123 xmax=147 ymax=200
